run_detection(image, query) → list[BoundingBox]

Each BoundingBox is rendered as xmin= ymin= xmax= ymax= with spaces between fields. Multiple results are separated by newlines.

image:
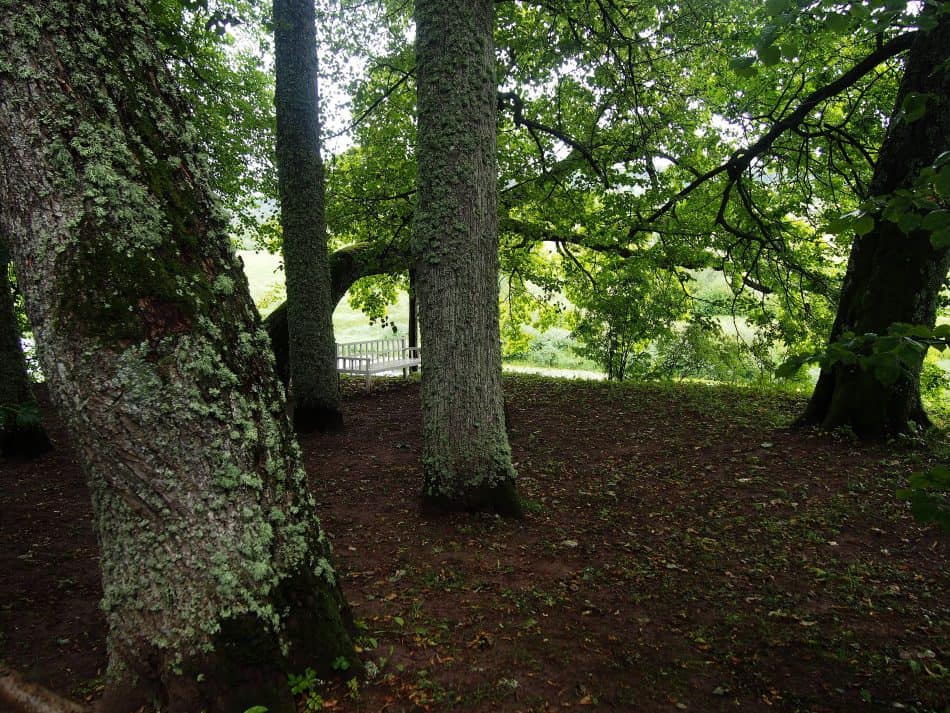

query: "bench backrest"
xmin=337 ymin=338 xmax=411 ymax=364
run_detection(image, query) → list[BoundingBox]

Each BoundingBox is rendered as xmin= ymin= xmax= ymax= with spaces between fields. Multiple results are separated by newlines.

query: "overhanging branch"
xmin=633 ymin=31 xmax=917 ymax=235
xmin=498 ymin=91 xmax=609 ymax=186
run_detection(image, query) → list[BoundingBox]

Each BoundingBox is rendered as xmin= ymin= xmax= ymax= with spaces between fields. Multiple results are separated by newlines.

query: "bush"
xmin=503 ymin=328 xmax=598 ymax=371
xmin=652 ymin=322 xmax=762 ymax=383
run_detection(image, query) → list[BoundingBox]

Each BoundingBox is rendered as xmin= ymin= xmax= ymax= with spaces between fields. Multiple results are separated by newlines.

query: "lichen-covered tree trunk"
xmin=798 ymin=15 xmax=950 ymax=439
xmin=412 ymin=0 xmax=520 ymax=515
xmin=0 ymin=242 xmax=51 ymax=457
xmin=0 ymin=2 xmax=358 ymax=711
xmin=274 ymin=0 xmax=342 ymax=432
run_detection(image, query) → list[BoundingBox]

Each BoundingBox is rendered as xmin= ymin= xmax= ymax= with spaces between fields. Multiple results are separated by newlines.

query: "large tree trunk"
xmin=274 ymin=0 xmax=342 ymax=431
xmin=0 ymin=243 xmax=51 ymax=457
xmin=0 ymin=2 xmax=358 ymax=711
xmin=412 ymin=0 xmax=521 ymax=515
xmin=798 ymin=14 xmax=950 ymax=439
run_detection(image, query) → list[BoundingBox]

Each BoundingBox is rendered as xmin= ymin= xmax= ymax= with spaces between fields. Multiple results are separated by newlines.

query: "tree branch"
xmin=325 ymin=66 xmax=415 ymax=140
xmin=498 ymin=91 xmax=609 ymax=186
xmin=633 ymin=31 xmax=917 ymax=234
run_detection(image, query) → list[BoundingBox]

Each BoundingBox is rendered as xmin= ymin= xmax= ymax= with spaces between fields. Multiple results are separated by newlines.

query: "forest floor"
xmin=1 ymin=375 xmax=948 ymax=713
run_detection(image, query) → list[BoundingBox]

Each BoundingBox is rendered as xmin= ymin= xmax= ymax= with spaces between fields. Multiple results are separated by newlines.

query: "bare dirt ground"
xmin=1 ymin=376 xmax=947 ymax=712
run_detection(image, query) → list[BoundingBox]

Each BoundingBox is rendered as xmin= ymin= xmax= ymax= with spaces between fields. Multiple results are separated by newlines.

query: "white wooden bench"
xmin=336 ymin=337 xmax=421 ymax=389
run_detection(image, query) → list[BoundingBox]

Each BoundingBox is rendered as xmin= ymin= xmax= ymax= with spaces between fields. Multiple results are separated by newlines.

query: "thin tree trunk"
xmin=274 ymin=0 xmax=342 ymax=431
xmin=408 ymin=268 xmax=419 ymax=373
xmin=798 ymin=14 xmax=950 ymax=438
xmin=413 ymin=0 xmax=521 ymax=515
xmin=0 ymin=243 xmax=50 ymax=457
xmin=0 ymin=2 xmax=358 ymax=711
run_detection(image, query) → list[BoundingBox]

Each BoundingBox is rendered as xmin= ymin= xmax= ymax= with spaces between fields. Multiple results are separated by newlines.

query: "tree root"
xmin=0 ymin=662 xmax=89 ymax=713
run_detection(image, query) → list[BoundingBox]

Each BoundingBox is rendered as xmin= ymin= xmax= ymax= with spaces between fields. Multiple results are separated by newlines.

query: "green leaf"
xmin=393 ymin=616 xmax=405 ymax=626
xmin=825 ymin=13 xmax=850 ymax=32
xmin=930 ymin=226 xmax=950 ymax=250
xmin=873 ymin=363 xmax=902 ymax=385
xmin=14 ymin=401 xmax=42 ymax=428
xmin=916 ymin=12 xmax=938 ymax=32
xmin=898 ymin=466 xmax=950 ymax=532
xmin=758 ymin=45 xmax=781 ymax=66
xmin=883 ymin=194 xmax=912 ymax=223
xmin=776 ymin=353 xmax=813 ymax=379
xmin=332 ymin=656 xmax=351 ymax=671
xmin=244 ymin=707 xmax=269 ymax=713
xmin=888 ymin=323 xmax=932 ymax=339
xmin=729 ymin=56 xmax=757 ymax=77
xmin=935 ymin=166 xmax=950 ymax=199
xmin=908 ymin=493 xmax=950 ymax=530
xmin=765 ymin=0 xmax=787 ymax=16
xmin=827 ymin=340 xmax=860 ymax=366
xmin=826 ymin=216 xmax=849 ymax=234
xmin=774 ymin=12 xmax=795 ymax=27
xmin=853 ymin=213 xmax=875 ymax=236
xmin=758 ymin=23 xmax=781 ymax=48
xmin=827 ymin=209 xmax=865 ymax=235
xmin=907 ymin=465 xmax=950 ymax=490
xmin=897 ymin=211 xmax=922 ymax=234
xmin=922 ymin=209 xmax=950 ymax=231
xmin=849 ymin=3 xmax=870 ymax=21
xmin=900 ymin=92 xmax=929 ymax=123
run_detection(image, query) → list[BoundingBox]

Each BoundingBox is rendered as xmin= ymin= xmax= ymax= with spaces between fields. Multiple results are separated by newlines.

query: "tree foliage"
xmin=314 ymin=1 xmax=936 ymax=381
xmin=130 ymin=0 xmax=948 ymax=418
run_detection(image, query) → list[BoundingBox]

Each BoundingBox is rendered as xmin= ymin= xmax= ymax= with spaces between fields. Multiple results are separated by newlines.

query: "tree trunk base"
xmin=99 ymin=569 xmax=361 ymax=713
xmin=99 ymin=613 xmax=294 ymax=713
xmin=293 ymin=404 xmax=344 ymax=433
xmin=794 ymin=366 xmax=930 ymax=440
xmin=422 ymin=475 xmax=523 ymax=517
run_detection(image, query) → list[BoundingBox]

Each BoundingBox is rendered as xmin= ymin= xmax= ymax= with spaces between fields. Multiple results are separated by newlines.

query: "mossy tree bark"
xmin=798 ymin=14 xmax=950 ymax=439
xmin=0 ymin=2 xmax=358 ymax=711
xmin=0 ymin=242 xmax=51 ymax=457
xmin=412 ymin=0 xmax=521 ymax=515
xmin=274 ymin=0 xmax=342 ymax=432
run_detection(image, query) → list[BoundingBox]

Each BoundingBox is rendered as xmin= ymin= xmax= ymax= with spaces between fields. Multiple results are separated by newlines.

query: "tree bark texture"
xmin=0 ymin=243 xmax=50 ymax=457
xmin=274 ymin=0 xmax=342 ymax=431
xmin=0 ymin=2 xmax=357 ymax=711
xmin=413 ymin=0 xmax=521 ymax=515
xmin=408 ymin=268 xmax=419 ymax=373
xmin=799 ymin=14 xmax=950 ymax=438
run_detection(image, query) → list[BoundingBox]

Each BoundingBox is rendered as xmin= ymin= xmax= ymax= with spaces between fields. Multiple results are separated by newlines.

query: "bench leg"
xmin=365 ymin=374 xmax=371 ymax=391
